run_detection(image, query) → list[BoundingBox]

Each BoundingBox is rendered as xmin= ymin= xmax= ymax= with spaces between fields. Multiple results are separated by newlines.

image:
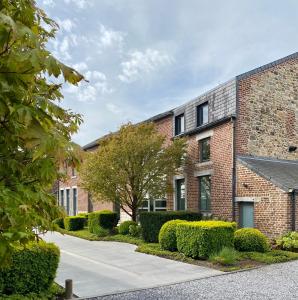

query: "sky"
xmin=38 ymin=0 xmax=298 ymax=146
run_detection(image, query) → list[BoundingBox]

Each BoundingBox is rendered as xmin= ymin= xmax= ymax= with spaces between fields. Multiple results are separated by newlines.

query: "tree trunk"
xmin=131 ymin=208 xmax=137 ymax=222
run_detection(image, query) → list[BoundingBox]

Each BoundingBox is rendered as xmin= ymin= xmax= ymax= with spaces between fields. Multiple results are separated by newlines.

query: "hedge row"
xmin=139 ymin=211 xmax=202 ymax=242
xmin=64 ymin=216 xmax=85 ymax=231
xmin=176 ymin=221 xmax=236 ymax=258
xmin=0 ymin=241 xmax=59 ymax=296
xmin=88 ymin=210 xmax=119 ymax=234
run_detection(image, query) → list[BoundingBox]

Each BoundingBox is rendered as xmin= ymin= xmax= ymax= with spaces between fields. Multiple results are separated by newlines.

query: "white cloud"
xmin=57 ymin=18 xmax=76 ymax=33
xmin=63 ymin=0 xmax=92 ymax=9
xmin=118 ymin=48 xmax=173 ymax=83
xmin=42 ymin=0 xmax=55 ymax=7
xmin=98 ymin=24 xmax=125 ymax=51
xmin=106 ymin=103 xmax=121 ymax=115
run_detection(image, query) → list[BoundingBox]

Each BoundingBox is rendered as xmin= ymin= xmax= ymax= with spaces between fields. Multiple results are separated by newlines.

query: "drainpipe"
xmin=231 ymin=117 xmax=236 ymax=221
xmin=290 ymin=189 xmax=296 ymax=231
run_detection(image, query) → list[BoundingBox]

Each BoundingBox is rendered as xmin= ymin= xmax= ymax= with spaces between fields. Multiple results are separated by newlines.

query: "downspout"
xmin=290 ymin=189 xmax=296 ymax=231
xmin=231 ymin=117 xmax=236 ymax=221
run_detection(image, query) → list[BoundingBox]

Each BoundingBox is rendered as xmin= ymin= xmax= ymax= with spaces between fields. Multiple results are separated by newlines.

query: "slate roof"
xmin=238 ymin=155 xmax=298 ymax=191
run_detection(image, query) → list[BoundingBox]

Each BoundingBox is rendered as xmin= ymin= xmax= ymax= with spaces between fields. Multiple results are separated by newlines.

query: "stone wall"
xmin=236 ymin=57 xmax=298 ymax=160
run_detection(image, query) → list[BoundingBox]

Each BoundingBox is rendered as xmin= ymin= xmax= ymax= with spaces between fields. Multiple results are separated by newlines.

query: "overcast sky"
xmin=38 ymin=0 xmax=298 ymax=146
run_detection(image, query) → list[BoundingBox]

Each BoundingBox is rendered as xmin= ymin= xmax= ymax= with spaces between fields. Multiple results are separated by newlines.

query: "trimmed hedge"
xmin=159 ymin=219 xmax=186 ymax=251
xmin=119 ymin=221 xmax=137 ymax=235
xmin=52 ymin=217 xmax=64 ymax=229
xmin=77 ymin=212 xmax=89 ymax=226
xmin=139 ymin=211 xmax=202 ymax=242
xmin=0 ymin=241 xmax=59 ymax=295
xmin=64 ymin=216 xmax=85 ymax=231
xmin=88 ymin=210 xmax=119 ymax=234
xmin=234 ymin=228 xmax=269 ymax=252
xmin=176 ymin=221 xmax=236 ymax=258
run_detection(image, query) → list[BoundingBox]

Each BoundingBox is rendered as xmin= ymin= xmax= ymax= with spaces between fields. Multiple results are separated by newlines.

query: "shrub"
xmin=64 ymin=216 xmax=85 ymax=231
xmin=129 ymin=224 xmax=142 ymax=237
xmin=234 ymin=228 xmax=269 ymax=253
xmin=52 ymin=217 xmax=64 ymax=229
xmin=159 ymin=220 xmax=186 ymax=251
xmin=209 ymin=247 xmax=239 ymax=265
xmin=77 ymin=212 xmax=89 ymax=226
xmin=176 ymin=221 xmax=236 ymax=258
xmin=0 ymin=241 xmax=59 ymax=295
xmin=88 ymin=210 xmax=119 ymax=235
xmin=93 ymin=226 xmax=109 ymax=237
xmin=119 ymin=221 xmax=138 ymax=235
xmin=276 ymin=231 xmax=298 ymax=252
xmin=139 ymin=211 xmax=202 ymax=242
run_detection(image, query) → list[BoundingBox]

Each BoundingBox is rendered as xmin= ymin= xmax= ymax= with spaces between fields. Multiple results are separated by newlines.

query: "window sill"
xmin=195 ymin=161 xmax=213 ymax=168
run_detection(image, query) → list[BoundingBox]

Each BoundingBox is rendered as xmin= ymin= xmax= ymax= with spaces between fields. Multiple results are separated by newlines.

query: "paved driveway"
xmin=44 ymin=232 xmax=222 ymax=298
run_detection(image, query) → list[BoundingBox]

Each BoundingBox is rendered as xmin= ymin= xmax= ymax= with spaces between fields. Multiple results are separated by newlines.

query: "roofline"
xmin=236 ymin=51 xmax=298 ymax=80
xmin=237 ymin=155 xmax=298 ymax=192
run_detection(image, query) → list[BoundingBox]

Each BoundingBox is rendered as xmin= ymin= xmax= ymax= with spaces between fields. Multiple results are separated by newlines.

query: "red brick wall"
xmin=236 ymin=162 xmax=291 ymax=237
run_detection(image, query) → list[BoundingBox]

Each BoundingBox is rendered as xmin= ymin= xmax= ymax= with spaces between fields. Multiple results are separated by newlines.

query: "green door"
xmin=176 ymin=179 xmax=186 ymax=210
xmin=240 ymin=202 xmax=254 ymax=228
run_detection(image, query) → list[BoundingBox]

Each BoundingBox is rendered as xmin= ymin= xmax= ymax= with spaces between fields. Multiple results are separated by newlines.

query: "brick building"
xmin=58 ymin=52 xmax=298 ymax=237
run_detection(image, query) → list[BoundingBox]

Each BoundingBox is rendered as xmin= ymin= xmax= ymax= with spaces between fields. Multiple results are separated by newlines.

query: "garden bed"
xmin=56 ymin=228 xmax=298 ymax=272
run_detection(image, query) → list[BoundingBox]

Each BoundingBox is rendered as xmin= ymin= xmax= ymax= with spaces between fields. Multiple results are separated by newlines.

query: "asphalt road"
xmin=44 ymin=232 xmax=222 ymax=298
xmin=92 ymin=260 xmax=298 ymax=300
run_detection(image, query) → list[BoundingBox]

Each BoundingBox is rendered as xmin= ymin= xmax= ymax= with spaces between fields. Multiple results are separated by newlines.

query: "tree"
xmin=0 ymin=0 xmax=84 ymax=264
xmin=80 ymin=123 xmax=186 ymax=221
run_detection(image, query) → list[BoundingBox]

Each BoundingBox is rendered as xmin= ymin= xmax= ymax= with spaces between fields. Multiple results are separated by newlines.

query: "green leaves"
xmin=0 ymin=0 xmax=85 ymax=264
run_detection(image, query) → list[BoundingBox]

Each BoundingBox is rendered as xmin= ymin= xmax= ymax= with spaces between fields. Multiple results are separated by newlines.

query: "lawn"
xmin=57 ymin=228 xmax=298 ymax=272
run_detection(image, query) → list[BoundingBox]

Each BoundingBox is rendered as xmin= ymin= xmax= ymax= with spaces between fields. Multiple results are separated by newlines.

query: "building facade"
xmin=58 ymin=52 xmax=298 ymax=237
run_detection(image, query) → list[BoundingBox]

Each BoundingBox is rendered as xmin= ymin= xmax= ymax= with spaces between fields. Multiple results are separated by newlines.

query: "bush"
xmin=88 ymin=210 xmax=119 ymax=235
xmin=276 ymin=231 xmax=298 ymax=252
xmin=119 ymin=221 xmax=138 ymax=235
xmin=77 ymin=212 xmax=89 ymax=226
xmin=64 ymin=216 xmax=85 ymax=231
xmin=52 ymin=217 xmax=64 ymax=229
xmin=209 ymin=247 xmax=239 ymax=265
xmin=0 ymin=241 xmax=59 ymax=296
xmin=129 ymin=224 xmax=142 ymax=237
xmin=176 ymin=221 xmax=236 ymax=258
xmin=159 ymin=220 xmax=186 ymax=251
xmin=234 ymin=228 xmax=269 ymax=253
xmin=139 ymin=211 xmax=202 ymax=242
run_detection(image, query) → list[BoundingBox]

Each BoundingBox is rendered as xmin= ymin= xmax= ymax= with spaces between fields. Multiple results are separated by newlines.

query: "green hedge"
xmin=159 ymin=219 xmax=186 ymax=251
xmin=77 ymin=212 xmax=89 ymax=226
xmin=0 ymin=241 xmax=59 ymax=296
xmin=276 ymin=231 xmax=298 ymax=252
xmin=52 ymin=217 xmax=64 ymax=229
xmin=88 ymin=210 xmax=119 ymax=234
xmin=176 ymin=221 xmax=236 ymax=258
xmin=234 ymin=228 xmax=269 ymax=252
xmin=139 ymin=211 xmax=202 ymax=242
xmin=64 ymin=216 xmax=85 ymax=231
xmin=119 ymin=221 xmax=137 ymax=235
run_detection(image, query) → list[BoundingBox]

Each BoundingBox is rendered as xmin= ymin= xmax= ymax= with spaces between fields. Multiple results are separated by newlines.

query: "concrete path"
xmin=44 ymin=232 xmax=222 ymax=298
xmin=93 ymin=260 xmax=298 ymax=300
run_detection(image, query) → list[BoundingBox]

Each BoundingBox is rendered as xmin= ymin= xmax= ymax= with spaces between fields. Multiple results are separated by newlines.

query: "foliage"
xmin=129 ymin=224 xmax=142 ymax=237
xmin=119 ymin=221 xmax=137 ymax=235
xmin=52 ymin=217 xmax=64 ymax=229
xmin=80 ymin=122 xmax=186 ymax=221
xmin=159 ymin=219 xmax=186 ymax=251
xmin=63 ymin=216 xmax=85 ymax=231
xmin=0 ymin=241 xmax=59 ymax=296
xmin=240 ymin=250 xmax=298 ymax=264
xmin=0 ymin=0 xmax=84 ymax=263
xmin=88 ymin=210 xmax=119 ymax=235
xmin=57 ymin=227 xmax=100 ymax=241
xmin=276 ymin=231 xmax=298 ymax=252
xmin=234 ymin=228 xmax=269 ymax=253
xmin=176 ymin=221 xmax=236 ymax=259
xmin=77 ymin=212 xmax=89 ymax=226
xmin=140 ymin=211 xmax=202 ymax=243
xmin=209 ymin=247 xmax=239 ymax=266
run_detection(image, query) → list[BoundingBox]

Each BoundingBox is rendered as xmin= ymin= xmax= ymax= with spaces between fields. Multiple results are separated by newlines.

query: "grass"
xmin=57 ymin=227 xmax=298 ymax=272
xmin=0 ymin=283 xmax=64 ymax=300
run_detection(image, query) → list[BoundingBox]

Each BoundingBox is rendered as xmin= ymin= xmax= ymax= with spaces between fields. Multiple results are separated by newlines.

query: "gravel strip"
xmin=87 ymin=260 xmax=298 ymax=300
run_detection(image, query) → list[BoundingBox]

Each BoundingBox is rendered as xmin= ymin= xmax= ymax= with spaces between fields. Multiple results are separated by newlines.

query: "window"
xmin=199 ymin=176 xmax=211 ymax=212
xmin=66 ymin=188 xmax=70 ymax=215
xmin=199 ymin=138 xmax=210 ymax=162
xmin=72 ymin=188 xmax=77 ymax=215
xmin=176 ymin=178 xmax=186 ymax=210
xmin=60 ymin=189 xmax=64 ymax=207
xmin=197 ymin=102 xmax=209 ymax=126
xmin=239 ymin=202 xmax=254 ymax=228
xmin=154 ymin=199 xmax=167 ymax=211
xmin=71 ymin=167 xmax=76 ymax=177
xmin=175 ymin=114 xmax=185 ymax=135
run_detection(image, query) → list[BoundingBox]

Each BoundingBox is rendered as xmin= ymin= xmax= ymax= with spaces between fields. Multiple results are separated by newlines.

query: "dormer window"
xmin=175 ymin=114 xmax=185 ymax=135
xmin=197 ymin=102 xmax=209 ymax=127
